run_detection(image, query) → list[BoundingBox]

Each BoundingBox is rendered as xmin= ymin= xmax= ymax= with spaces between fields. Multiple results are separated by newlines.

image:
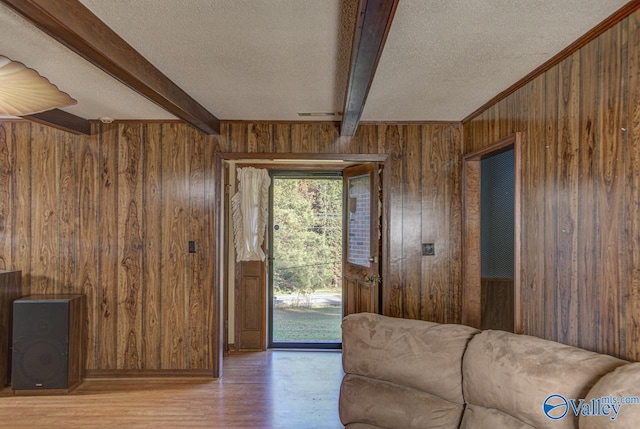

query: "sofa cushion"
xmin=340 ymin=374 xmax=465 ymax=429
xmin=579 ymin=362 xmax=640 ymax=428
xmin=460 ymin=404 xmax=535 ymax=429
xmin=462 ymin=330 xmax=626 ymax=429
xmin=342 ymin=313 xmax=479 ymax=404
xmin=345 ymin=424 xmax=385 ymax=429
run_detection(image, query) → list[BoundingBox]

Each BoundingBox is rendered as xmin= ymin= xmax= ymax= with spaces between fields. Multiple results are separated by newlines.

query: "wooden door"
xmin=342 ymin=163 xmax=381 ymax=316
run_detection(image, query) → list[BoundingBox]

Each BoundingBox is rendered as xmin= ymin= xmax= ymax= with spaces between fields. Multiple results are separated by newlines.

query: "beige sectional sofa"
xmin=339 ymin=313 xmax=640 ymax=429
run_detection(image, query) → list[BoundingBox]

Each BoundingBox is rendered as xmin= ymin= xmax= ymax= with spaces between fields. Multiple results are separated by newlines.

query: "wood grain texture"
xmin=0 ymin=270 xmax=20 ymax=387
xmin=544 ymin=67 xmax=559 ymax=342
xmin=31 ymin=125 xmax=58 ymax=295
xmin=421 ymin=126 xmax=448 ymax=323
xmin=0 ymin=117 xmax=462 ymax=374
xmin=59 ymin=132 xmax=77 ymax=295
xmin=597 ymin=23 xmax=626 ymax=358
xmin=383 ymin=125 xmax=403 ymax=317
xmin=556 ymin=52 xmax=580 ymax=347
xmin=577 ymin=39 xmax=600 ymax=352
xmin=0 ymin=351 xmax=344 ymax=428
xmin=0 ymin=124 xmax=11 ymax=271
xmin=462 ymin=161 xmax=481 ymax=329
xmin=523 ymin=79 xmax=546 ymax=338
xmin=161 ymin=123 xmax=188 ymax=369
xmin=447 ymin=126 xmax=463 ymax=324
xmin=11 ymin=122 xmax=32 ymax=296
xmin=97 ymin=122 xmax=119 ymax=370
xmin=463 ymin=10 xmax=640 ymax=360
xmin=188 ymin=127 xmax=205 ymax=368
xmin=273 ymin=124 xmax=291 ymax=153
xmin=626 ymin=9 xmax=640 ymax=362
xmin=142 ymin=123 xmax=162 ymax=370
xmin=402 ymin=125 xmax=421 ymax=319
xmin=78 ymin=124 xmax=98 ymax=369
xmin=292 ymin=124 xmax=318 ymax=153
xmin=480 ymin=278 xmax=515 ymax=332
xmin=117 ymin=124 xmax=144 ymax=369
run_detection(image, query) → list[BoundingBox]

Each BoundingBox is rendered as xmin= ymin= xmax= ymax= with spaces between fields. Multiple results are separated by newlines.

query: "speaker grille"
xmin=12 ymin=300 xmax=70 ymax=389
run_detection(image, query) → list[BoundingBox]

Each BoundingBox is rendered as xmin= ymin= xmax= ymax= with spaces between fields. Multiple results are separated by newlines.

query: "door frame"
xmin=267 ymin=170 xmax=344 ymax=349
xmin=213 ymin=153 xmax=389 ymax=375
xmin=462 ymin=133 xmax=523 ymax=333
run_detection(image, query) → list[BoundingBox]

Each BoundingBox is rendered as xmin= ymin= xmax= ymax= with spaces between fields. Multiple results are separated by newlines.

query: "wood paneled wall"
xmin=464 ymin=9 xmax=640 ymax=360
xmin=217 ymin=122 xmax=463 ymax=324
xmin=0 ymin=119 xmax=462 ymax=372
xmin=0 ymin=121 xmax=215 ymax=373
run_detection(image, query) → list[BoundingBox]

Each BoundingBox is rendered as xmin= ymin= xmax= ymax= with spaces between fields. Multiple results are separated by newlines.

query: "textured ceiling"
xmin=0 ymin=0 xmax=632 ymax=122
xmin=362 ymin=0 xmax=630 ymax=121
xmin=0 ymin=2 xmax=175 ymax=120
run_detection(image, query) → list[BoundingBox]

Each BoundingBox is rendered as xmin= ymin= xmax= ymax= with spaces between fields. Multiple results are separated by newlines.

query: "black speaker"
xmin=11 ymin=295 xmax=85 ymax=392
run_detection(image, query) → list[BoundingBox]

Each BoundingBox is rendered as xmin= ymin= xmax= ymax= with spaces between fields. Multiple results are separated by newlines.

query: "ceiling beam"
xmin=25 ymin=108 xmax=91 ymax=135
xmin=2 ymin=0 xmax=220 ymax=135
xmin=340 ymin=0 xmax=399 ymax=137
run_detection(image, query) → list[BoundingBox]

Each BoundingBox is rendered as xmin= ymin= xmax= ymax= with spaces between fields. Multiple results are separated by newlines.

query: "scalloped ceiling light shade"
xmin=0 ymin=55 xmax=77 ymax=116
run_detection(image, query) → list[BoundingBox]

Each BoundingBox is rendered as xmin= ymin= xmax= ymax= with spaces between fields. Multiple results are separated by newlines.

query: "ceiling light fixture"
xmin=0 ymin=55 xmax=77 ymax=116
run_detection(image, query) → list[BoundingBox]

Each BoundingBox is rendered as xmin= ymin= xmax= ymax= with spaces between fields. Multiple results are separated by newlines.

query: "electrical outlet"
xmin=422 ymin=243 xmax=435 ymax=256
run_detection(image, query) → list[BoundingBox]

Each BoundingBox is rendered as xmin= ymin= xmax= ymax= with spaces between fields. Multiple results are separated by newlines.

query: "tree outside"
xmin=272 ymin=177 xmax=343 ymax=343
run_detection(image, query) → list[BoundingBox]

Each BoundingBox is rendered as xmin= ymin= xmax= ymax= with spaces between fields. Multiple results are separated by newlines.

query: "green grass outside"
xmin=273 ymin=306 xmax=342 ymax=343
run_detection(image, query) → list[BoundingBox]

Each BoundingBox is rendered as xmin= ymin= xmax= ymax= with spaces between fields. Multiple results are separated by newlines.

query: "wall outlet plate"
xmin=422 ymin=243 xmax=435 ymax=256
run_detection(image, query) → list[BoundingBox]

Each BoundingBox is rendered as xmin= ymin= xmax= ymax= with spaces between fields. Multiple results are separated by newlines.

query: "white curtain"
xmin=231 ymin=167 xmax=271 ymax=262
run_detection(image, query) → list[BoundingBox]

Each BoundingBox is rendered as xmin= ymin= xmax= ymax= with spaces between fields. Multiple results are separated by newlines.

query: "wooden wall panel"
xmin=142 ymin=123 xmax=162 ymax=370
xmin=273 ymin=124 xmax=292 ymax=153
xmin=447 ymin=126 xmax=463 ymax=324
xmin=577 ymin=39 xmax=599 ymax=352
xmin=0 ymin=115 xmax=462 ymax=372
xmin=383 ymin=125 xmax=404 ymax=317
xmin=421 ymin=126 xmax=449 ymax=323
xmin=463 ymin=9 xmax=640 ymax=360
xmin=11 ymin=122 xmax=32 ymax=296
xmin=97 ymin=122 xmax=119 ymax=369
xmin=626 ymin=9 xmax=640 ymax=362
xmin=402 ymin=125 xmax=421 ymax=320
xmin=31 ymin=125 xmax=58 ymax=294
xmin=0 ymin=124 xmax=12 ymax=271
xmin=556 ymin=52 xmax=580 ymax=348
xmin=78 ymin=124 xmax=98 ymax=369
xmin=0 ymin=120 xmax=208 ymax=373
xmin=188 ymin=127 xmax=205 ymax=369
xmin=160 ymin=124 xmax=188 ymax=369
xmin=59 ymin=132 xmax=77 ymax=294
xmin=596 ymin=23 xmax=627 ymax=357
xmin=117 ymin=123 xmax=144 ymax=369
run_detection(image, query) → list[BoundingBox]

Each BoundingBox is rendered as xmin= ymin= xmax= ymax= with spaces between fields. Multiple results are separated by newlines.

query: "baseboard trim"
xmin=85 ymin=369 xmax=214 ymax=378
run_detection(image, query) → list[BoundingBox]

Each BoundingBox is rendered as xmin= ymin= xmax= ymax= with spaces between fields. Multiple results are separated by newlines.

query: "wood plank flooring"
xmin=0 ymin=351 xmax=344 ymax=428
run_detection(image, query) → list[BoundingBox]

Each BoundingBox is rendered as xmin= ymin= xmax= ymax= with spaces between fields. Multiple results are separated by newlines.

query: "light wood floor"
xmin=0 ymin=350 xmax=344 ymax=428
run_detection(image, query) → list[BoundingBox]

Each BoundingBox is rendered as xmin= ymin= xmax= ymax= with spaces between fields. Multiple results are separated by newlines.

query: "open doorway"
xmin=268 ymin=172 xmax=343 ymax=348
xmin=462 ymin=133 xmax=522 ymax=333
xmin=216 ymin=153 xmax=389 ymax=369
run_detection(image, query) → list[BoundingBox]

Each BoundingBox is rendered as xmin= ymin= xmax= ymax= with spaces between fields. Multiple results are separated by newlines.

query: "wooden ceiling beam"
xmin=25 ymin=108 xmax=91 ymax=135
xmin=2 ymin=0 xmax=220 ymax=135
xmin=340 ymin=0 xmax=399 ymax=137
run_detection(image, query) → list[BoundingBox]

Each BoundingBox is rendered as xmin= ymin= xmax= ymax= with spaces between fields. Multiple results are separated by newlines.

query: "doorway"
xmin=462 ymin=133 xmax=522 ymax=333
xmin=268 ymin=172 xmax=343 ymax=348
xmin=215 ymin=153 xmax=389 ymax=374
